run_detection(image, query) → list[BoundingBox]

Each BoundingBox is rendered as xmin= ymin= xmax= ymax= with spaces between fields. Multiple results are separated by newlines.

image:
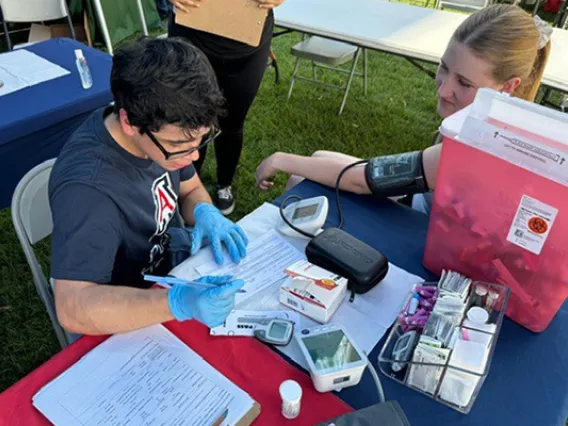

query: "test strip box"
xmin=423 ymin=89 xmax=568 ymax=332
xmin=280 ymin=260 xmax=347 ymax=323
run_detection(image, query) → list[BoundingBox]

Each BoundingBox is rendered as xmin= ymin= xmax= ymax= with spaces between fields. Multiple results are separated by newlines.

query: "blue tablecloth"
xmin=275 ymin=181 xmax=568 ymax=426
xmin=0 ymin=38 xmax=112 ymax=209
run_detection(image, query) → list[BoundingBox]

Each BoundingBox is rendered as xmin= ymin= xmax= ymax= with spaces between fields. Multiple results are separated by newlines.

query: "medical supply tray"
xmin=378 ymin=280 xmax=510 ymax=414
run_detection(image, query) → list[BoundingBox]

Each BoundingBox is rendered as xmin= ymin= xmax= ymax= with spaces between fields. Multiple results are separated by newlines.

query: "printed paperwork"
xmin=195 ymin=229 xmax=304 ymax=305
xmin=0 ymin=49 xmax=70 ymax=97
xmin=33 ymin=325 xmax=259 ymax=426
xmin=172 ymin=203 xmax=424 ymax=370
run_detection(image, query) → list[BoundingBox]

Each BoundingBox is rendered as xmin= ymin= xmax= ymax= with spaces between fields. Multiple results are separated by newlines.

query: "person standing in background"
xmin=168 ymin=0 xmax=286 ymax=215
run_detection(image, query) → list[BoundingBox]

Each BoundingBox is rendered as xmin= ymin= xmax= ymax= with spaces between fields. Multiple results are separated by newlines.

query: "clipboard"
xmin=175 ymin=0 xmax=269 ymax=47
xmin=212 ymin=401 xmax=261 ymax=426
xmin=237 ymin=401 xmax=262 ymax=426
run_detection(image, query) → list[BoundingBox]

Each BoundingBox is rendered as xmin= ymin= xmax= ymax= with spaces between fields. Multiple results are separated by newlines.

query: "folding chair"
xmin=92 ymin=0 xmax=148 ymax=55
xmin=11 ymin=158 xmax=73 ymax=348
xmin=287 ymin=35 xmax=368 ymax=116
xmin=0 ymin=0 xmax=75 ymax=50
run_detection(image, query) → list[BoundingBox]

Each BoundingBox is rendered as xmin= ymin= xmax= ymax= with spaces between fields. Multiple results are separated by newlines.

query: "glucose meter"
xmin=253 ymin=319 xmax=294 ymax=346
xmin=296 ymin=324 xmax=367 ymax=392
xmin=278 ymin=196 xmax=328 ymax=238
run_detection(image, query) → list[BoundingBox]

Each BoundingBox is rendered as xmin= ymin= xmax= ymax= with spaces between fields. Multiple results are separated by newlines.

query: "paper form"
xmin=33 ymin=325 xmax=254 ymax=426
xmin=173 ymin=203 xmax=424 ymax=370
xmin=195 ymin=229 xmax=305 ymax=305
xmin=0 ymin=49 xmax=70 ymax=97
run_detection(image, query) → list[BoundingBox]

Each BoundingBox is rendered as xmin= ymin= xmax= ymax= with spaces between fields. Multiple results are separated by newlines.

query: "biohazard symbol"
xmin=528 ymin=217 xmax=548 ymax=234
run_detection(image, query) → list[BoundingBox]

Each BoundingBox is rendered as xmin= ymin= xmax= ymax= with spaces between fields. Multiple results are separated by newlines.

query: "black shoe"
xmin=215 ymin=186 xmax=235 ymax=216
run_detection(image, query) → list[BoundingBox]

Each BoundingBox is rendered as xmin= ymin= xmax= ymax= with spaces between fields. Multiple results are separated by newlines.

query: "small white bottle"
xmin=279 ymin=380 xmax=302 ymax=420
xmin=75 ymin=49 xmax=93 ymax=90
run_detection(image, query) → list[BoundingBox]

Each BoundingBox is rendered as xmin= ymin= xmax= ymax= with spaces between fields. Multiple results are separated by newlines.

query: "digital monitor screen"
xmin=292 ymin=204 xmax=318 ymax=220
xmin=269 ymin=322 xmax=288 ymax=339
xmin=302 ymin=330 xmax=361 ymax=371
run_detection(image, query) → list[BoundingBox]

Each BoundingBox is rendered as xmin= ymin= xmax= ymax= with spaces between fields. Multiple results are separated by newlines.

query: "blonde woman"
xmin=255 ymin=5 xmax=552 ymax=215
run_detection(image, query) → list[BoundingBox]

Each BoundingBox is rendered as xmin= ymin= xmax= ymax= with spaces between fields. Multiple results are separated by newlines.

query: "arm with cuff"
xmin=257 ymin=144 xmax=439 ymax=198
xmin=256 ymin=152 xmax=371 ymax=194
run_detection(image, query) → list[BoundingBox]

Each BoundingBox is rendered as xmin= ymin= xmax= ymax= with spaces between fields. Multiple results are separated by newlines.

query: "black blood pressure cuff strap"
xmin=364 ymin=150 xmax=429 ymax=198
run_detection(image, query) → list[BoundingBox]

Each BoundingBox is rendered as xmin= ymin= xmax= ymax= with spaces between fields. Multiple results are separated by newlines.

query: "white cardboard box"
xmin=280 ymin=260 xmax=347 ymax=323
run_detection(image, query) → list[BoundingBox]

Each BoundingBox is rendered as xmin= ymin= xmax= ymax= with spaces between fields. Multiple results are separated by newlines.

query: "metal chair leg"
xmin=312 ymin=61 xmax=318 ymax=81
xmin=338 ymin=48 xmax=361 ymax=115
xmin=136 ymin=0 xmax=149 ymax=35
xmin=93 ymin=0 xmax=114 ymax=54
xmin=62 ymin=1 xmax=76 ymax=40
xmin=363 ymin=48 xmax=368 ymax=96
xmin=1 ymin=6 xmax=12 ymax=51
xmin=287 ymin=56 xmax=301 ymax=100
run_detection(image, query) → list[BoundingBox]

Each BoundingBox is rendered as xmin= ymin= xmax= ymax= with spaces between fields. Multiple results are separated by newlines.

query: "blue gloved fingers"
xmin=210 ymin=297 xmax=234 ymax=311
xmin=207 ymin=279 xmax=245 ymax=300
xmin=229 ymin=229 xmax=247 ymax=259
xmin=210 ymin=236 xmax=225 ymax=265
xmin=234 ymin=225 xmax=249 ymax=247
xmin=196 ymin=275 xmax=234 ymax=285
xmin=220 ymin=232 xmax=242 ymax=264
xmin=190 ymin=226 xmax=204 ymax=256
xmin=168 ymin=285 xmax=199 ymax=322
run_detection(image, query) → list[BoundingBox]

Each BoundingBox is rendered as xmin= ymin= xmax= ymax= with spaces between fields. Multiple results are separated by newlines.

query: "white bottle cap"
xmin=467 ymin=306 xmax=489 ymax=324
xmin=75 ymin=49 xmax=84 ymax=60
xmin=279 ymin=380 xmax=302 ymax=403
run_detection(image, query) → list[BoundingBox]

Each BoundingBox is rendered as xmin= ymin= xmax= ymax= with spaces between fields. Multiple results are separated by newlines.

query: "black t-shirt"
xmin=49 ymin=107 xmax=195 ymax=288
xmin=168 ymin=9 xmax=274 ymax=60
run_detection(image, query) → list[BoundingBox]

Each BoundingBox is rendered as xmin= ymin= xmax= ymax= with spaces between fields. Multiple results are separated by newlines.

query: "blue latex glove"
xmin=167 ymin=275 xmax=244 ymax=327
xmin=191 ymin=203 xmax=249 ymax=265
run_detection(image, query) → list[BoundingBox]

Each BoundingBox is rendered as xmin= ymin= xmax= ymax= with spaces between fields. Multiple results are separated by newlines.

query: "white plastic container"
xmin=75 ymin=49 xmax=93 ymax=89
xmin=279 ymin=380 xmax=302 ymax=419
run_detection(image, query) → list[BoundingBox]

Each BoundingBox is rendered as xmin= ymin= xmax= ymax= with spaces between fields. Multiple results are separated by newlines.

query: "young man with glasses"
xmin=48 ymin=37 xmax=248 ymax=336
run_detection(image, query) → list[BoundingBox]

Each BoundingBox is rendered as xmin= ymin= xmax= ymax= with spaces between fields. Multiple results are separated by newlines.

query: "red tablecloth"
xmin=0 ymin=321 xmax=352 ymax=426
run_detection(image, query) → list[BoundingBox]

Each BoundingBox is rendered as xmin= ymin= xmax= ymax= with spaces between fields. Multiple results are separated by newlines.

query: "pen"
xmin=144 ymin=275 xmax=247 ymax=293
xmin=211 ymin=407 xmax=229 ymax=426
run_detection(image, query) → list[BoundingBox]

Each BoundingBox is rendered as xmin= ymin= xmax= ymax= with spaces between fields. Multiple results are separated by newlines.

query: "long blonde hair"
xmin=452 ymin=5 xmax=551 ymax=102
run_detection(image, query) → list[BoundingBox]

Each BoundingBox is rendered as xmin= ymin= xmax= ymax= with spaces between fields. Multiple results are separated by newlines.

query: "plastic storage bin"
xmin=378 ymin=281 xmax=510 ymax=414
xmin=423 ymin=89 xmax=568 ymax=332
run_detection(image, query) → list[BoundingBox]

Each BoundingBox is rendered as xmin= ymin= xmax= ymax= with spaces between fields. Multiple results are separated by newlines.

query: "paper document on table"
xmin=195 ymin=229 xmax=305 ymax=304
xmin=229 ymin=203 xmax=426 ymax=369
xmin=0 ymin=49 xmax=70 ymax=96
xmin=33 ymin=325 xmax=257 ymax=426
xmin=171 ymin=202 xmax=425 ymax=369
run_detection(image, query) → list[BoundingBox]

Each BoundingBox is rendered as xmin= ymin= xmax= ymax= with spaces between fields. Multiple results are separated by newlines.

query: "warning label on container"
xmin=507 ymin=195 xmax=558 ymax=255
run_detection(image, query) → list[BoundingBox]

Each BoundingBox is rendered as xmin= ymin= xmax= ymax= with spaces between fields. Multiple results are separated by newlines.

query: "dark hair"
xmin=111 ymin=37 xmax=224 ymax=136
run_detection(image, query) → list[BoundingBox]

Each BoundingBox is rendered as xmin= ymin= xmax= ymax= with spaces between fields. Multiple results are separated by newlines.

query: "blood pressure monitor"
xmin=277 ymin=196 xmax=329 ymax=238
xmin=296 ymin=324 xmax=368 ymax=392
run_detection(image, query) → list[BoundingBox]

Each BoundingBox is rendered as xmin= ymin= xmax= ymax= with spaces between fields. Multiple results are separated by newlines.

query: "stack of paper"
xmin=0 ymin=49 xmax=70 ymax=97
xmin=33 ymin=325 xmax=258 ymax=426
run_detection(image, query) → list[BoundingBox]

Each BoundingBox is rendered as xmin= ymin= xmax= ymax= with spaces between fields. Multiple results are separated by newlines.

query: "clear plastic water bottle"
xmin=75 ymin=49 xmax=93 ymax=90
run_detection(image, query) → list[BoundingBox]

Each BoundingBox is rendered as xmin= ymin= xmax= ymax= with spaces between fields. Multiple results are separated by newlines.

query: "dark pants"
xmin=169 ymin=24 xmax=271 ymax=187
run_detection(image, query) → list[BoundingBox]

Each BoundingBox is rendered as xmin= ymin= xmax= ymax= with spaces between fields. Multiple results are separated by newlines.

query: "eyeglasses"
xmin=144 ymin=128 xmax=221 ymax=160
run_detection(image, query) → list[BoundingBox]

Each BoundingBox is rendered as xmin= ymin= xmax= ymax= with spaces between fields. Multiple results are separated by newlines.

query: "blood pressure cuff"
xmin=364 ymin=151 xmax=429 ymax=198
xmin=315 ymin=401 xmax=410 ymax=426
